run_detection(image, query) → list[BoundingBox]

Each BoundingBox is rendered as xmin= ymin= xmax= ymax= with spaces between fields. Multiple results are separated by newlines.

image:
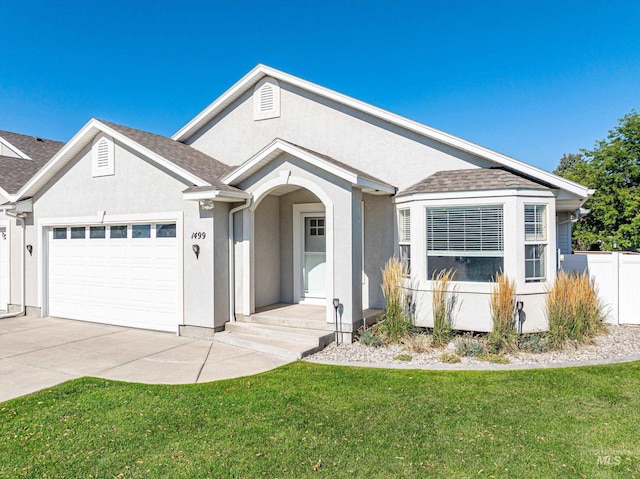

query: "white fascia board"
xmin=173 ymin=65 xmax=591 ymax=198
xmin=183 ymin=189 xmax=250 ymax=202
xmin=356 ymin=177 xmax=396 ymax=195
xmin=173 ymin=64 xmax=267 ymax=142
xmin=95 ymin=121 xmax=209 ymax=187
xmin=0 ymin=135 xmax=32 ymax=160
xmin=394 ymin=188 xmax=556 ymax=204
xmin=223 ymin=139 xmax=393 ymax=193
xmin=15 ymin=119 xmax=209 ymax=202
xmin=223 ymin=139 xmax=358 ymax=184
xmin=17 ymin=119 xmax=99 ymax=200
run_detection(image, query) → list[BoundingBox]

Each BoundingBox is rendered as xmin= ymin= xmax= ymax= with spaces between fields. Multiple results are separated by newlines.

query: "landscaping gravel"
xmin=308 ymin=324 xmax=640 ymax=367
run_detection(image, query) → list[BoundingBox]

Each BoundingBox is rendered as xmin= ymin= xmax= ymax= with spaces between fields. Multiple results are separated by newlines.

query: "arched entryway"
xmin=248 ymin=176 xmax=335 ymax=324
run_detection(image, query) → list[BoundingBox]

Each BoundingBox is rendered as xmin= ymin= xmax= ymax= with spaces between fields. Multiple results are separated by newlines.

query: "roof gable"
xmin=173 ymin=64 xmax=591 ymax=200
xmin=222 ymin=138 xmax=395 ymax=195
xmin=0 ymin=131 xmax=64 ymax=195
xmin=13 ymin=119 xmax=243 ymax=202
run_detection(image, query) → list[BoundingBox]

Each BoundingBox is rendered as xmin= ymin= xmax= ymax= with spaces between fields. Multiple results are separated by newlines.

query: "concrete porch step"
xmin=243 ymin=314 xmax=331 ymax=331
xmin=225 ymin=321 xmax=334 ymax=346
xmin=214 ymin=329 xmax=331 ymax=360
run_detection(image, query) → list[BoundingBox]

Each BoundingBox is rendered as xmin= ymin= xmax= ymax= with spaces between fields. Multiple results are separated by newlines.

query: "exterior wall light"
xmin=192 ymin=244 xmax=200 ymax=259
xmin=199 ymin=200 xmax=215 ymax=211
xmin=26 ymin=244 xmax=33 ymax=256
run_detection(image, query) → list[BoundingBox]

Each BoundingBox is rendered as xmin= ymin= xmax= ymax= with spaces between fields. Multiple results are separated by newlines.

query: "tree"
xmin=555 ymin=110 xmax=640 ymax=251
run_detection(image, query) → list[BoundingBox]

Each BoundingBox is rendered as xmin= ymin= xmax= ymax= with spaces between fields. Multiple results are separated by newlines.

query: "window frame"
xmin=524 ymin=204 xmax=547 ymax=282
xmin=425 ymin=204 xmax=504 ymax=283
xmin=397 ymin=208 xmax=411 ymax=274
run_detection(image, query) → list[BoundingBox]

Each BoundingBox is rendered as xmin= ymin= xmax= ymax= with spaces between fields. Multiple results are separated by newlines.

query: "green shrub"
xmin=518 ymin=333 xmax=549 ymax=353
xmin=455 ymin=336 xmax=489 ymax=357
xmin=393 ymin=353 xmax=413 ymax=362
xmin=431 ymin=269 xmax=457 ymax=347
xmin=379 ymin=257 xmax=414 ymax=343
xmin=546 ymin=271 xmax=607 ymax=350
xmin=358 ymin=327 xmax=384 ymax=348
xmin=488 ymin=272 xmax=518 ymax=353
xmin=478 ymin=353 xmax=510 ymax=364
xmin=439 ymin=353 xmax=461 ymax=363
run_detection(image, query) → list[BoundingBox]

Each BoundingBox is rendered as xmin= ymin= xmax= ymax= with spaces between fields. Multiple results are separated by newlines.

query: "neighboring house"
xmin=0 ymin=131 xmax=64 ymax=316
xmin=0 ymin=65 xmax=592 ymax=341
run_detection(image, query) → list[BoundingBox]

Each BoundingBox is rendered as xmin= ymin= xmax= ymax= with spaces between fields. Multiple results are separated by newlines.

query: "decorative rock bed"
xmin=308 ymin=324 xmax=640 ymax=367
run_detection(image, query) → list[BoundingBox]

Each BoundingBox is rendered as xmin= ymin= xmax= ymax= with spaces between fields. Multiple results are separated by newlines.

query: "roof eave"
xmin=174 ymin=64 xmax=592 ymax=198
xmin=183 ymin=188 xmax=251 ymax=202
xmin=15 ymin=119 xmax=212 ymax=202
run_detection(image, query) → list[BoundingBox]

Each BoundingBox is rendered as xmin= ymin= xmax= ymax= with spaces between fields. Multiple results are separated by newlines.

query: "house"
xmin=0 ymin=65 xmax=592 ymax=343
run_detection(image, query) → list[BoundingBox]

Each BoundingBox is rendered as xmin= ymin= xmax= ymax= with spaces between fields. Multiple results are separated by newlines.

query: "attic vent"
xmin=92 ymin=134 xmax=115 ymax=177
xmin=253 ymin=77 xmax=281 ymax=121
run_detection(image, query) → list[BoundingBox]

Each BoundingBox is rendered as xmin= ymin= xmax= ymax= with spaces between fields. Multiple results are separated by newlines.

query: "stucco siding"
xmin=363 ymin=193 xmax=394 ymax=310
xmin=16 ymin=138 xmax=225 ymax=332
xmin=187 ymin=83 xmax=495 ymax=191
xmin=254 ymin=195 xmax=280 ymax=307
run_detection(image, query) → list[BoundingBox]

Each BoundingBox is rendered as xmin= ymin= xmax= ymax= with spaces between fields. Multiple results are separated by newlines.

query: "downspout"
xmin=0 ymin=211 xmax=26 ymax=319
xmin=228 ymin=198 xmax=252 ymax=322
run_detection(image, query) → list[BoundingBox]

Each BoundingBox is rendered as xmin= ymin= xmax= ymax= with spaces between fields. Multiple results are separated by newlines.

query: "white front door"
xmin=303 ymin=215 xmax=326 ymax=299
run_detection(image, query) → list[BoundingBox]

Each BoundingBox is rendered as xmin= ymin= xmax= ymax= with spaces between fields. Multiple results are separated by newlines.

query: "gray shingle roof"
xmin=98 ymin=120 xmax=241 ymax=193
xmin=0 ymin=131 xmax=64 ymax=194
xmin=285 ymin=141 xmax=395 ymax=190
xmin=398 ymin=168 xmax=552 ymax=196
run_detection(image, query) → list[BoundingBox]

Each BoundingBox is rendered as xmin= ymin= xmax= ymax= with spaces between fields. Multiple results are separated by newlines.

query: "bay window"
xmin=426 ymin=205 xmax=504 ymax=282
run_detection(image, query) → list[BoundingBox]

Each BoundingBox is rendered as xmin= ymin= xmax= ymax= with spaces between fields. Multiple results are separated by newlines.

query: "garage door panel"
xmin=48 ymin=224 xmax=179 ymax=332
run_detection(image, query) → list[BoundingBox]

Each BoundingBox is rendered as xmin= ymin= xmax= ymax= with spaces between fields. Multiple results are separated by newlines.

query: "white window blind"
xmin=398 ymin=209 xmax=410 ymax=242
xmin=398 ymin=208 xmax=411 ymax=274
xmin=427 ymin=206 xmax=503 ymax=256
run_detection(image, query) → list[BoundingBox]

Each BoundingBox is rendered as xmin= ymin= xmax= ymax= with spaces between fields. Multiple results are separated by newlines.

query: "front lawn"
xmin=1 ymin=361 xmax=639 ymax=478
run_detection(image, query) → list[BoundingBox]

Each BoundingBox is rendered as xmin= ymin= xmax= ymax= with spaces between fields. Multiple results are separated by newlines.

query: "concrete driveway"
xmin=0 ymin=316 xmax=290 ymax=402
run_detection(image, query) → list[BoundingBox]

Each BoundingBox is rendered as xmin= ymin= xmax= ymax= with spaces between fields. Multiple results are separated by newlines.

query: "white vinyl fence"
xmin=560 ymin=251 xmax=640 ymax=325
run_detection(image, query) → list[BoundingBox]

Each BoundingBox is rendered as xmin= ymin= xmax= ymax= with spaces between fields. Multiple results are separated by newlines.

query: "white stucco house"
xmin=0 ymin=65 xmax=592 ymax=345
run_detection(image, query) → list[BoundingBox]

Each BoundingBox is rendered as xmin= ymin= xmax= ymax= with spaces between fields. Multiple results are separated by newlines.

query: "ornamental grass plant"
xmin=431 ymin=268 xmax=457 ymax=347
xmin=546 ymin=270 xmax=606 ymax=350
xmin=488 ymin=272 xmax=518 ymax=353
xmin=379 ymin=257 xmax=413 ymax=343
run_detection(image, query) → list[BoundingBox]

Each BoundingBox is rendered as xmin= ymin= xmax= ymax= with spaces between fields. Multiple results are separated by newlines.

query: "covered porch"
xmin=226 ymin=139 xmax=395 ymax=342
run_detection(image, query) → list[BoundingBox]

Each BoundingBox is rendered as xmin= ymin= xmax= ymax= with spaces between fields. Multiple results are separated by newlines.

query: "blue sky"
xmin=1 ymin=0 xmax=638 ymax=172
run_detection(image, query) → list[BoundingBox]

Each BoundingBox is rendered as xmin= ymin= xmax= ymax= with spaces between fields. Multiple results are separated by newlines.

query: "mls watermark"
xmin=585 ymin=449 xmax=637 ymax=467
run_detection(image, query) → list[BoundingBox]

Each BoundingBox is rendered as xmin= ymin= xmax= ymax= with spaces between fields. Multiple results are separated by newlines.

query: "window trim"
xmin=524 ymin=204 xmax=547 ymax=282
xmin=398 ymin=208 xmax=411 ymax=273
xmin=426 ymin=204 xmax=505 ymax=283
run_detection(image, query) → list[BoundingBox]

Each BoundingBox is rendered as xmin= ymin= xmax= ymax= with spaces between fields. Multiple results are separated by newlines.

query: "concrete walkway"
xmin=0 ymin=316 xmax=290 ymax=403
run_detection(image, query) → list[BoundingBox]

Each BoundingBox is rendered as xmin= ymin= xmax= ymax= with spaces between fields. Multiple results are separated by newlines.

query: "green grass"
xmin=2 ymin=362 xmax=640 ymax=478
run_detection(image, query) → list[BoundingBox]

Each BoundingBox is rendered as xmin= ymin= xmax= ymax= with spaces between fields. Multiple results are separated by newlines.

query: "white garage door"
xmin=0 ymin=227 xmax=8 ymax=311
xmin=48 ymin=223 xmax=179 ymax=332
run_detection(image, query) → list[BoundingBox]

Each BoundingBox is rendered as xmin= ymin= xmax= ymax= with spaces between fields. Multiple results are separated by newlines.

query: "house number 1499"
xmin=191 ymin=232 xmax=206 ymax=239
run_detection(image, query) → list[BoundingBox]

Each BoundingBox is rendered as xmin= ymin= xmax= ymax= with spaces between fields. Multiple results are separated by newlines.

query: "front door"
xmin=302 ymin=215 xmax=326 ymax=299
